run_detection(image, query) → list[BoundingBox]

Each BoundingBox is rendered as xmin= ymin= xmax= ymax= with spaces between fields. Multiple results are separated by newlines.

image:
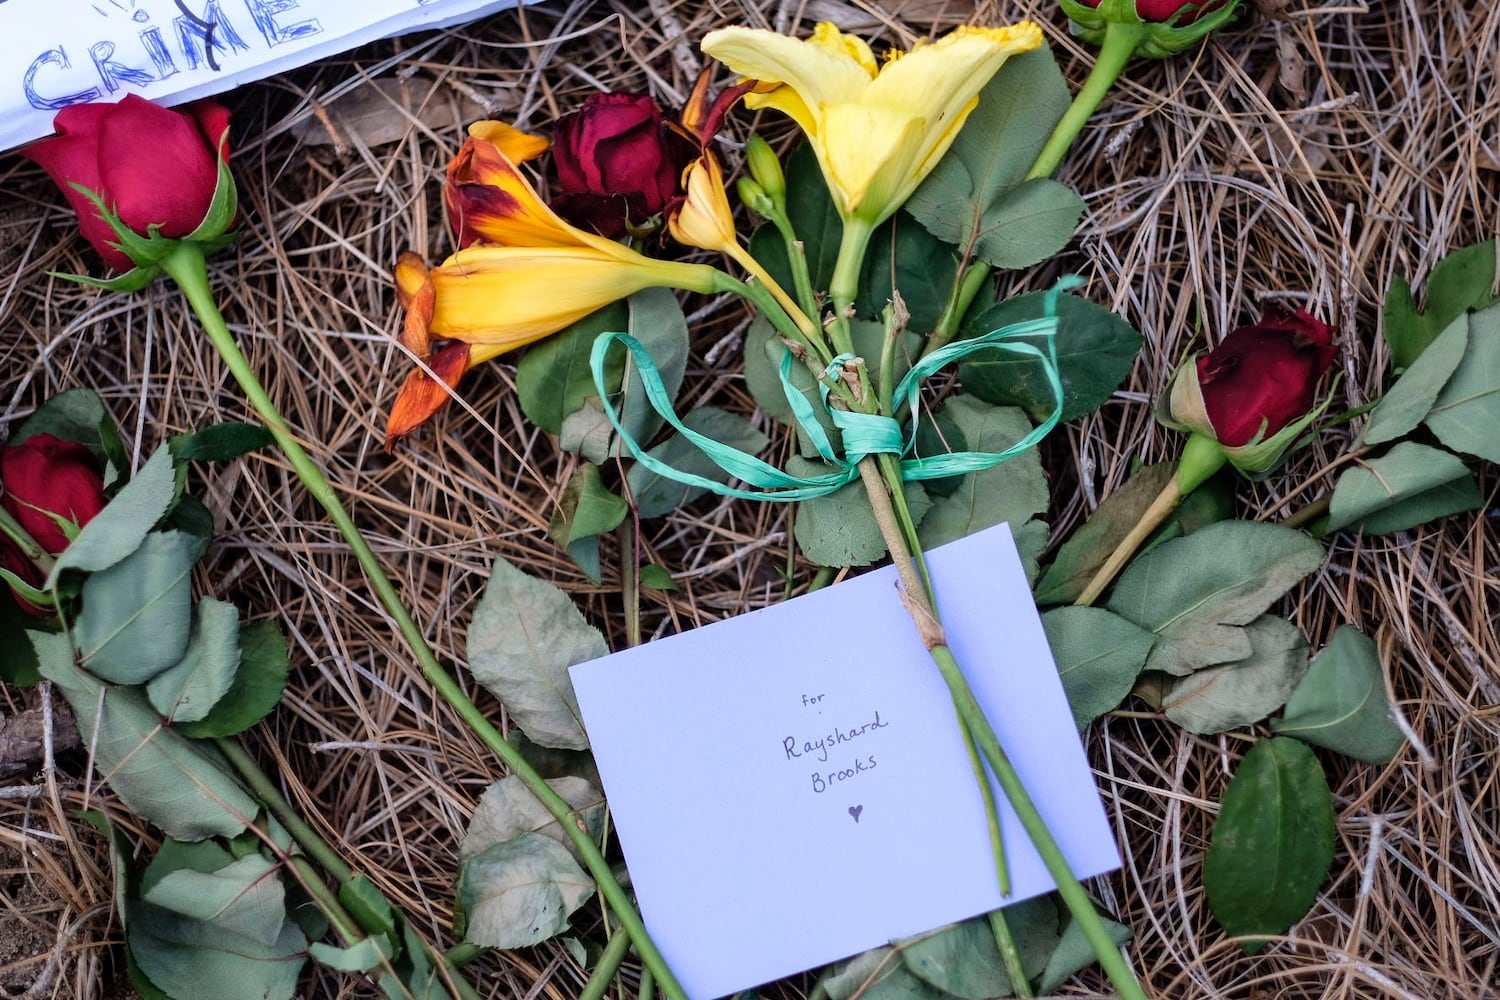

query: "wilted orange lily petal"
xmin=384 ymin=341 xmax=472 ymax=449
xmin=394 ymin=252 xmax=436 ymax=355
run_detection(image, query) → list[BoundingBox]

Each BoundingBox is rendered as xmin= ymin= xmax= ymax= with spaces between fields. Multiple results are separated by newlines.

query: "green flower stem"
xmin=157 ymin=243 xmax=688 ymax=1000
xmin=1281 ymin=493 xmax=1331 ymax=533
xmin=934 ymin=640 xmax=1147 ymax=1000
xmin=925 ymin=260 xmax=996 ymax=359
xmin=619 ymin=519 xmax=642 ymax=649
xmin=1076 ymin=435 xmax=1228 ymax=606
xmin=217 ymin=738 xmax=481 ymax=1000
xmin=858 ymin=456 xmax=1148 ymax=1000
xmin=639 ymin=961 xmax=655 ymax=1000
xmin=987 ymin=909 xmax=1032 ymax=999
xmin=580 ymin=929 xmax=633 ymax=1000
xmin=1074 ymin=475 xmax=1181 ymax=608
xmin=0 ymin=506 xmax=56 ymax=576
xmin=960 ymin=720 xmax=1032 ymax=996
xmin=1027 ymin=20 xmax=1146 ymax=182
xmin=766 ymin=205 xmax=822 ymax=325
xmin=829 ymin=217 xmax=877 ymax=359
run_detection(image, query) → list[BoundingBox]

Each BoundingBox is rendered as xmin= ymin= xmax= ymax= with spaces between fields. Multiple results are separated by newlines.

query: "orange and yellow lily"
xmin=386 ymin=122 xmax=727 ymax=446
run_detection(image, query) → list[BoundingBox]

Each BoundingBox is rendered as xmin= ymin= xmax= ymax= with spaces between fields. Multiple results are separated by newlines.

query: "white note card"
xmin=1 ymin=0 xmax=539 ymax=150
xmin=571 ymin=522 xmax=1120 ymax=1000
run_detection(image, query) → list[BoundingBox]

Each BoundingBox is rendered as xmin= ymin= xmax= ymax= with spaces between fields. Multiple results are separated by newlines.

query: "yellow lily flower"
xmin=701 ymin=21 xmax=1043 ymax=227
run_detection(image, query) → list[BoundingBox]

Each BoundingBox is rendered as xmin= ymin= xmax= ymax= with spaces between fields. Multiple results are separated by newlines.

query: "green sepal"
xmin=184 ymin=149 xmax=239 ymax=244
xmin=0 ymin=567 xmax=54 ymax=610
xmin=1059 ymin=0 xmax=1244 ymax=58
xmin=49 ymin=265 xmax=162 ymax=293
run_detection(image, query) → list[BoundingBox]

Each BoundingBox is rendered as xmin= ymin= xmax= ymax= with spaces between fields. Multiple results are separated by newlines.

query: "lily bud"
xmin=744 ymin=135 xmax=786 ymax=206
xmin=736 ymin=176 xmax=776 ymax=219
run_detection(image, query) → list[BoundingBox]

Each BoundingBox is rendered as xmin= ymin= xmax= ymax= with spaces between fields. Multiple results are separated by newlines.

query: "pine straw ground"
xmin=1 ymin=0 xmax=1497 ymax=997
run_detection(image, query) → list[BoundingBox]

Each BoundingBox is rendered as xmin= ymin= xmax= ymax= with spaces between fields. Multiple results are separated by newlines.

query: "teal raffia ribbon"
xmin=588 ymin=276 xmax=1081 ymax=501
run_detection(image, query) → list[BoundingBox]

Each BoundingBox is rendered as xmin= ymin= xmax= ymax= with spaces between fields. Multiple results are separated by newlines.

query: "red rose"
xmin=1074 ymin=0 xmax=1231 ymax=24
xmin=550 ymin=94 xmax=695 ymax=238
xmin=1 ymin=433 xmax=107 ymax=613
xmin=22 ymin=95 xmax=231 ymax=272
xmin=1196 ymin=307 xmax=1338 ymax=447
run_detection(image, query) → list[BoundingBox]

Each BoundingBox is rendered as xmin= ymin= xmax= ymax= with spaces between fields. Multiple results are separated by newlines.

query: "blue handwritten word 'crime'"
xmin=24 ymin=0 xmax=324 ymax=110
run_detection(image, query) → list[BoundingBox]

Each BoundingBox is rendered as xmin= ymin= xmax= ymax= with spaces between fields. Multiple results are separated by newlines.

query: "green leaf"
xmin=1384 ymin=239 xmax=1500 ymax=371
xmin=1327 ymin=441 xmax=1483 ymax=535
xmin=1205 ymin=737 xmax=1335 ymax=952
xmin=858 ymin=211 xmax=961 ymax=333
xmin=1036 ymin=909 xmax=1132 ymax=994
xmin=1272 ymin=626 xmax=1404 ymax=764
xmin=900 ymin=897 xmax=1059 ymax=998
xmin=13 ymin=388 xmax=112 ymax=455
xmin=0 ymin=605 xmax=42 ymax=686
xmin=906 ymin=48 xmax=1077 ymax=270
xmin=168 ymin=422 xmax=274 ymax=463
xmin=1161 ymin=616 xmax=1310 ymax=735
xmin=1424 ymin=303 xmax=1500 ymax=463
xmin=309 ymin=934 xmax=396 ymax=973
xmin=898 ymin=919 xmax=1013 ymax=998
xmin=36 ymin=632 xmax=256 ymax=841
xmin=457 ymin=833 xmax=594 ymax=949
xmin=1420 ymin=239 xmax=1499 ymax=352
xmin=175 ymin=620 xmax=290 ymax=739
xmin=517 ymin=301 xmax=630 ymax=435
xmin=548 ymin=464 xmax=629 ymax=584
xmin=1363 ymin=315 xmax=1468 ymax=445
xmin=165 ymin=491 xmax=216 ymax=541
xmin=637 ymin=564 xmax=677 ymax=591
xmin=824 ymin=946 xmax=950 ymax=1000
xmin=1381 ymin=275 xmax=1422 ymax=372
xmin=620 ymin=286 xmax=691 ymax=446
xmin=48 ymin=444 xmax=177 ymax=585
xmin=1035 ymin=462 xmax=1177 ymax=605
xmin=73 ymin=531 xmax=198 ymax=685
xmin=915 ymin=396 xmax=1048 ymax=551
xmin=959 ymin=291 xmax=1142 ymax=424
xmin=466 ymin=557 xmax=606 ymax=750
xmin=128 ymin=853 xmax=306 ymax=1000
xmin=380 ymin=918 xmax=454 ymax=1000
xmin=1043 ymin=606 xmax=1156 ymax=731
xmin=338 ymin=875 xmax=397 ymax=940
xmin=461 ymin=774 xmax=605 ymax=865
xmin=788 ymin=457 xmax=930 ymax=567
xmin=146 ymin=598 xmax=241 ymax=724
xmin=1107 ymin=521 xmax=1325 ymax=676
xmin=626 ymin=407 xmax=770 ymax=518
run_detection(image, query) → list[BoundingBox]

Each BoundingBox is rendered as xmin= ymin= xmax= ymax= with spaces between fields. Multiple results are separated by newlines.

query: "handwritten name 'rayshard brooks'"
xmin=21 ymin=0 xmax=322 ymax=112
xmin=783 ymin=710 xmax=890 ymax=794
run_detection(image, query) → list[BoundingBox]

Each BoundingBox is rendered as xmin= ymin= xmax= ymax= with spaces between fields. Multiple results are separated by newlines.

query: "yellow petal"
xmin=668 ymin=154 xmax=738 ymax=253
xmin=467 ymin=120 xmax=550 ymax=163
xmin=701 ymin=25 xmax=873 ymax=109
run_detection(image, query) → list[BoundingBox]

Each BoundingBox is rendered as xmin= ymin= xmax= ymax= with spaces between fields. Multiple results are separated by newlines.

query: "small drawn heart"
xmin=848 ymin=805 xmax=863 ymax=823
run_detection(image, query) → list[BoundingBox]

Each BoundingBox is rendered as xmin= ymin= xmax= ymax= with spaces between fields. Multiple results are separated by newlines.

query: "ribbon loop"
xmin=588 ymin=277 xmax=1079 ymax=504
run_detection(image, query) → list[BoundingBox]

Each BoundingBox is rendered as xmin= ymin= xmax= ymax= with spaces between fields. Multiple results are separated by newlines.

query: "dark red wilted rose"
xmin=550 ymin=94 xmax=695 ymax=238
xmin=22 ymin=95 xmax=231 ymax=272
xmin=1159 ymin=305 xmax=1338 ymax=480
xmin=1 ymin=433 xmax=107 ymax=613
xmin=1196 ymin=307 xmax=1338 ymax=447
xmin=1074 ymin=0 xmax=1231 ymax=25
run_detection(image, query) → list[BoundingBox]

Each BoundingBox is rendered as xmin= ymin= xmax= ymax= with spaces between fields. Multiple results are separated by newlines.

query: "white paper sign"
xmin=0 ymin=0 xmax=537 ymax=150
xmin=571 ymin=522 xmax=1120 ymax=1000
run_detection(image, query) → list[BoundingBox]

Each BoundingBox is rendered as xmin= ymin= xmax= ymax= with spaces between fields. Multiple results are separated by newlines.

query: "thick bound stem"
xmin=859 ymin=456 xmax=1148 ymax=1000
xmin=158 ymin=244 xmax=687 ymax=1000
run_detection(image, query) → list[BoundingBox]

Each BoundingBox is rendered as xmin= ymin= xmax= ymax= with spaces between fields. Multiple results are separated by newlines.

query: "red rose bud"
xmin=1158 ymin=306 xmax=1338 ymax=482
xmin=1 ymin=433 xmax=107 ymax=613
xmin=22 ymin=95 xmax=236 ymax=279
xmin=550 ymin=93 xmax=695 ymax=239
xmin=1059 ymin=0 xmax=1243 ymax=57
